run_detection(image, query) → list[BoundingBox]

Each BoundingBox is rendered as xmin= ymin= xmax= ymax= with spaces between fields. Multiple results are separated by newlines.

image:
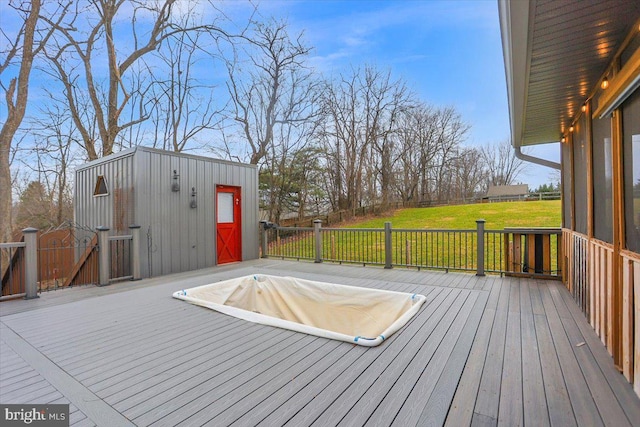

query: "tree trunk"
xmin=0 ymin=0 xmax=41 ymax=241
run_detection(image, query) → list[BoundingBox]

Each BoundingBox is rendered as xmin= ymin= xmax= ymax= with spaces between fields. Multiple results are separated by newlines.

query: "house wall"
xmin=561 ymin=26 xmax=640 ymax=395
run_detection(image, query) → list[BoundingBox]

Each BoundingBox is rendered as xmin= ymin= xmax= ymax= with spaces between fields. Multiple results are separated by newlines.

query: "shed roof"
xmin=75 ymin=146 xmax=257 ymax=172
xmin=486 ymin=184 xmax=528 ymax=198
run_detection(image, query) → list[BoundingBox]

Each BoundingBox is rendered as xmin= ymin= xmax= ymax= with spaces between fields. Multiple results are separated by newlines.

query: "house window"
xmin=217 ymin=192 xmax=234 ymax=223
xmin=622 ymin=88 xmax=640 ymax=252
xmin=94 ymin=175 xmax=109 ymax=197
xmin=573 ymin=115 xmax=588 ymax=235
xmin=592 ymin=115 xmax=613 ymax=243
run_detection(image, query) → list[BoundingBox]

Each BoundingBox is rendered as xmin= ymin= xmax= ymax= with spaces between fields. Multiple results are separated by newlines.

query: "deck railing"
xmin=1 ymin=226 xmax=141 ymax=301
xmin=109 ymin=234 xmax=133 ymax=281
xmin=261 ymin=220 xmax=562 ymax=279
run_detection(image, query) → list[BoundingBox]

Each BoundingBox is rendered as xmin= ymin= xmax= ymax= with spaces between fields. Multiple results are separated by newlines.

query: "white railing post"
xmin=22 ymin=227 xmax=39 ymax=299
xmin=384 ymin=222 xmax=393 ymax=269
xmin=129 ymin=225 xmax=141 ymax=280
xmin=476 ymin=219 xmax=486 ymax=276
xmin=97 ymin=226 xmax=110 ymax=286
xmin=314 ymin=219 xmax=323 ymax=263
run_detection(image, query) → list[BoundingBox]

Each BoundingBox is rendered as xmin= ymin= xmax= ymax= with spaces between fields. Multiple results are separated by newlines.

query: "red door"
xmin=216 ymin=185 xmax=242 ymax=264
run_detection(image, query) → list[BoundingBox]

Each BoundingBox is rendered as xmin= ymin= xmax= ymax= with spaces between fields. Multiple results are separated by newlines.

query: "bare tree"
xmin=225 ymin=19 xmax=316 ymax=166
xmin=27 ymin=102 xmax=77 ymax=226
xmin=482 ymin=139 xmax=529 ymax=188
xmin=429 ymin=107 xmax=471 ymax=202
xmin=364 ymin=69 xmax=412 ymax=208
xmin=43 ymin=0 xmax=231 ymax=160
xmin=393 ymin=105 xmax=439 ymax=203
xmin=151 ymin=21 xmax=225 ymax=152
xmin=318 ymin=66 xmax=411 ymax=212
xmin=0 ymin=0 xmax=71 ymax=242
xmin=452 ymin=148 xmax=487 ymax=200
xmin=390 ymin=104 xmax=469 ymax=205
xmin=223 ymin=19 xmax=319 ymax=222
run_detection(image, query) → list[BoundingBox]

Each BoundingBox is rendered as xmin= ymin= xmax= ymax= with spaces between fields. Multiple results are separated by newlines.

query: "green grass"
xmin=347 ymin=200 xmax=561 ymax=230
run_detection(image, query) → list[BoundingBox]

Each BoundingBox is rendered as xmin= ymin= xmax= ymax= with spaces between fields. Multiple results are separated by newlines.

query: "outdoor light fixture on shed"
xmin=172 ymin=170 xmax=180 ymax=192
xmin=190 ymin=187 xmax=197 ymax=208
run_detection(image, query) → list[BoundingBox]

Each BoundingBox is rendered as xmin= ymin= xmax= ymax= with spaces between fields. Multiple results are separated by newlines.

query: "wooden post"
xmin=97 ymin=226 xmax=110 ymax=286
xmin=513 ymin=234 xmax=522 ymax=272
xmin=23 ymin=228 xmax=39 ymax=299
xmin=611 ymin=108 xmax=624 ymax=367
xmin=504 ymin=233 xmax=511 ymax=273
xmin=129 ymin=225 xmax=141 ymax=280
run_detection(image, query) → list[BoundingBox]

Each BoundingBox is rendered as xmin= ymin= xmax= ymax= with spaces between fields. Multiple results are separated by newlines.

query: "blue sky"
xmin=0 ymin=0 xmax=560 ymax=188
xmin=251 ymin=0 xmax=560 ymax=188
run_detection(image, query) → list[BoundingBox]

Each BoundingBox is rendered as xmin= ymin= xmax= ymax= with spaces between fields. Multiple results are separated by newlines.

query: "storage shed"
xmin=74 ymin=147 xmax=259 ymax=278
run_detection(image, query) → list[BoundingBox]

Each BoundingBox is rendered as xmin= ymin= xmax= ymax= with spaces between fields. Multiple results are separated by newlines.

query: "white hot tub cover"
xmin=173 ymin=274 xmax=426 ymax=346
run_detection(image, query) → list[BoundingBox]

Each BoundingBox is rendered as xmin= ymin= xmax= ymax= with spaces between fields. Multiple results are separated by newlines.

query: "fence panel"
xmin=109 ymin=235 xmax=133 ymax=281
xmin=264 ymin=227 xmax=315 ymax=261
xmin=1 ymin=242 xmax=26 ymax=299
xmin=392 ymin=229 xmax=478 ymax=272
xmin=321 ymin=228 xmax=385 ymax=266
xmin=38 ymin=228 xmax=99 ymax=291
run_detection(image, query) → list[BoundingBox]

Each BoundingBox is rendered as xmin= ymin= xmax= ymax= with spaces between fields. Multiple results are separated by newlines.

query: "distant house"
xmin=483 ymin=184 xmax=529 ymax=202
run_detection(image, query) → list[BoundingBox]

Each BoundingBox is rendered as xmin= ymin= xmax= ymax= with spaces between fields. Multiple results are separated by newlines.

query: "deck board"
xmin=473 ymin=275 xmax=510 ymax=421
xmin=414 ymin=291 xmax=489 ymax=426
xmin=540 ymin=283 xmax=604 ymax=426
xmin=1 ymin=259 xmax=639 ymax=427
xmin=444 ymin=273 xmax=502 ymax=427
xmin=497 ymin=283 xmax=523 ymax=426
xmin=520 ymin=280 xmax=550 ymax=427
xmin=548 ymin=284 xmax=633 ymax=426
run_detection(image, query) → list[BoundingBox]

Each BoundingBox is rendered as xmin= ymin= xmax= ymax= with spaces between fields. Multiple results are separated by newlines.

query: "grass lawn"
xmin=347 ymin=200 xmax=562 ymax=230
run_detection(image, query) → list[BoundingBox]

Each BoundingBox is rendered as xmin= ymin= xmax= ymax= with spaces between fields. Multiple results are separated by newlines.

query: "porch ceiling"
xmin=498 ymin=0 xmax=640 ymax=147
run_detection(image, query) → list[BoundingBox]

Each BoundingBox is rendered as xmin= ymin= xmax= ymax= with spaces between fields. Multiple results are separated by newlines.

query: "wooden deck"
xmin=1 ymin=259 xmax=639 ymax=426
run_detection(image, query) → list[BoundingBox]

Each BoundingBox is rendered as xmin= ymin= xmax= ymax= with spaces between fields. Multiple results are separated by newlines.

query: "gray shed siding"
xmin=74 ymin=147 xmax=258 ymax=278
xmin=134 ymin=149 xmax=259 ymax=277
xmin=74 ymin=151 xmax=136 ymax=233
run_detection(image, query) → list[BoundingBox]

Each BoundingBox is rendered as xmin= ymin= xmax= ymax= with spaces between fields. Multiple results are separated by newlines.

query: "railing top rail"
xmin=0 ymin=242 xmax=26 ymax=249
xmin=503 ymin=227 xmax=562 ymax=234
xmin=108 ymin=235 xmax=133 ymax=241
xmin=273 ymin=226 xmax=314 ymax=232
xmin=392 ymin=228 xmax=477 ymax=233
xmin=274 ymin=224 xmax=560 ymax=235
xmin=320 ymin=227 xmax=383 ymax=232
